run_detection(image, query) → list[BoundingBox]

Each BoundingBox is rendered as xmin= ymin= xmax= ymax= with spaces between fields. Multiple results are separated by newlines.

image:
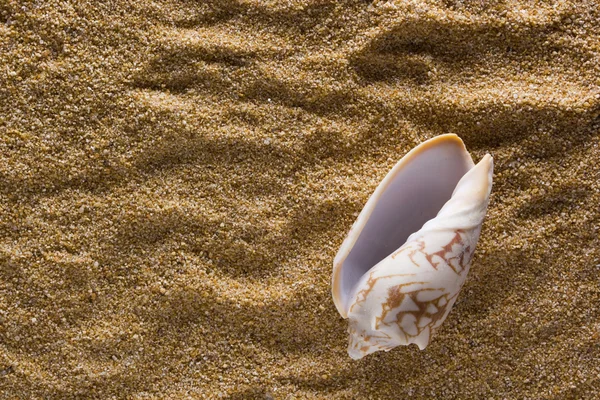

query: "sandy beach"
xmin=1 ymin=0 xmax=599 ymax=398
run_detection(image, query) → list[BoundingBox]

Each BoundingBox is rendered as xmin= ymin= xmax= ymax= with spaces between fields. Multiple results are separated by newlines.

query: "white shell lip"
xmin=331 ymin=134 xmax=479 ymax=318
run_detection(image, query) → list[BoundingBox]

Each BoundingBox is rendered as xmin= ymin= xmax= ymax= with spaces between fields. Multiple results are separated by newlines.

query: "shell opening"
xmin=338 ymin=138 xmax=474 ymax=314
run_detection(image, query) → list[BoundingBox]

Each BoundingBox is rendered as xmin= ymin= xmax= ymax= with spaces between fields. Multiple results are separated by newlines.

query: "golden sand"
xmin=1 ymin=0 xmax=599 ymax=398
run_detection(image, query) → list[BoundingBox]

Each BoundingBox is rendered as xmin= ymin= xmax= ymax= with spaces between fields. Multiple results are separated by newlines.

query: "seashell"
xmin=331 ymin=134 xmax=493 ymax=359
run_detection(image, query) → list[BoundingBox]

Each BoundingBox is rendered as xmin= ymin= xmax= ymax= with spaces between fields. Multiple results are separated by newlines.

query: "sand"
xmin=1 ymin=0 xmax=599 ymax=398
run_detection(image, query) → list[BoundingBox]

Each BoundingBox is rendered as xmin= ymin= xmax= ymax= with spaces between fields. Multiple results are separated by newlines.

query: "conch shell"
xmin=332 ymin=134 xmax=493 ymax=359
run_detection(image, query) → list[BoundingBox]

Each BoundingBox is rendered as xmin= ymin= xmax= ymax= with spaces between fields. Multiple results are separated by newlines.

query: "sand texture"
xmin=1 ymin=0 xmax=600 ymax=398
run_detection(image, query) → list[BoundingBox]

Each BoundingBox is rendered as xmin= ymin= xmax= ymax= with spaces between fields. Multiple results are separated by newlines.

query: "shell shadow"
xmin=104 ymin=194 xmax=356 ymax=280
xmin=136 ymin=285 xmax=343 ymax=355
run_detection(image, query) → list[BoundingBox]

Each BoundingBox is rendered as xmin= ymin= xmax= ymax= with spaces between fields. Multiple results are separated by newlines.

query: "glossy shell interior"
xmin=332 ymin=134 xmax=475 ymax=318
